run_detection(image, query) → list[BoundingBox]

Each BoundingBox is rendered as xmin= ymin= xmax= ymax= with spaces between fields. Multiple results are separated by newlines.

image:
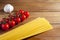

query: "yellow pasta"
xmin=0 ymin=17 xmax=53 ymax=40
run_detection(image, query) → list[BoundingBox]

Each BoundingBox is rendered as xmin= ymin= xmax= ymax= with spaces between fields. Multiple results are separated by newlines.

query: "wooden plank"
xmin=0 ymin=1 xmax=60 ymax=12
xmin=26 ymin=36 xmax=60 ymax=40
xmin=0 ymin=0 xmax=60 ymax=2
xmin=0 ymin=0 xmax=60 ymax=40
xmin=0 ymin=12 xmax=60 ymax=23
xmin=21 ymin=0 xmax=60 ymax=2
xmin=30 ymin=12 xmax=60 ymax=23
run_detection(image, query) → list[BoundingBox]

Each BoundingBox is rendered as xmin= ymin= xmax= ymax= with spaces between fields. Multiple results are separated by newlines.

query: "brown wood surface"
xmin=0 ymin=0 xmax=60 ymax=40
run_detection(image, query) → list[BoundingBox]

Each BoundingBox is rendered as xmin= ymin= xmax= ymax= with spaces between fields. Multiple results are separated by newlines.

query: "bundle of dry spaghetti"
xmin=0 ymin=17 xmax=53 ymax=40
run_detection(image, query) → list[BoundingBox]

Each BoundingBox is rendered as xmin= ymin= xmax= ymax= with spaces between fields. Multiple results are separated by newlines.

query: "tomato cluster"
xmin=0 ymin=9 xmax=30 ymax=31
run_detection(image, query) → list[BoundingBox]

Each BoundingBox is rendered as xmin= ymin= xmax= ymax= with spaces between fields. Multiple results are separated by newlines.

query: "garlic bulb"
xmin=4 ymin=4 xmax=14 ymax=13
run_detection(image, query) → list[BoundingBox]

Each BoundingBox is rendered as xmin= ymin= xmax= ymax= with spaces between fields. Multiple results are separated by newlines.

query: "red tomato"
xmin=16 ymin=11 xmax=20 ymax=15
xmin=19 ymin=9 xmax=24 ymax=14
xmin=1 ymin=23 xmax=9 ymax=31
xmin=14 ymin=17 xmax=21 ymax=24
xmin=16 ymin=17 xmax=21 ymax=23
xmin=16 ymin=15 xmax=20 ymax=17
xmin=24 ymin=11 xmax=29 ymax=18
xmin=2 ymin=18 xmax=10 ymax=23
xmin=21 ymin=15 xmax=26 ymax=21
xmin=8 ymin=20 xmax=15 ymax=27
xmin=16 ymin=13 xmax=21 ymax=18
xmin=5 ymin=18 xmax=10 ymax=23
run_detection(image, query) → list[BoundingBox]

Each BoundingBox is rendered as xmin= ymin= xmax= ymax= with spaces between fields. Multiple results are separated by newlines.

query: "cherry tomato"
xmin=16 ymin=11 xmax=20 ymax=15
xmin=8 ymin=20 xmax=15 ymax=27
xmin=16 ymin=14 xmax=20 ymax=17
xmin=1 ymin=23 xmax=9 ymax=31
xmin=14 ymin=17 xmax=21 ymax=24
xmin=15 ymin=13 xmax=21 ymax=18
xmin=16 ymin=17 xmax=21 ymax=23
xmin=24 ymin=11 xmax=29 ymax=18
xmin=19 ymin=9 xmax=24 ymax=14
xmin=2 ymin=18 xmax=9 ymax=23
xmin=21 ymin=15 xmax=26 ymax=21
xmin=9 ymin=16 xmax=15 ymax=19
xmin=5 ymin=18 xmax=10 ymax=23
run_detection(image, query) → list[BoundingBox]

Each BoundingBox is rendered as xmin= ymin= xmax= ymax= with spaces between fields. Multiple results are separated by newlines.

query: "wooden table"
xmin=0 ymin=0 xmax=60 ymax=40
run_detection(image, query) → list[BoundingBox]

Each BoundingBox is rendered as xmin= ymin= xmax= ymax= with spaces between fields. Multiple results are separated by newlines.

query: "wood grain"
xmin=0 ymin=0 xmax=60 ymax=2
xmin=0 ymin=0 xmax=60 ymax=40
xmin=0 ymin=0 xmax=60 ymax=12
xmin=0 ymin=12 xmax=60 ymax=23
